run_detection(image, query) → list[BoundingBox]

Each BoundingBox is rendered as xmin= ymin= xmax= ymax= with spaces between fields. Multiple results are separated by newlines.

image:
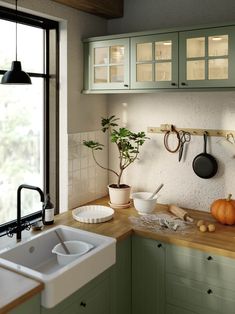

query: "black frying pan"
xmin=192 ymin=132 xmax=218 ymax=179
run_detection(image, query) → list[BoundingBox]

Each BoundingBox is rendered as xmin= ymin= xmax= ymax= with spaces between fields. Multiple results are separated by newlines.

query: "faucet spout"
xmin=17 ymin=184 xmax=44 ymax=241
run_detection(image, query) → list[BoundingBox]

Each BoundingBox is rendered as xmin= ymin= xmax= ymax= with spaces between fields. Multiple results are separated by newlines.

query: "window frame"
xmin=0 ymin=6 xmax=59 ymax=237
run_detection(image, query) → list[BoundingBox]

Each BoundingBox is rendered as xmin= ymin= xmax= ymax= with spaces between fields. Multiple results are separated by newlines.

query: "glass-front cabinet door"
xmin=179 ymin=26 xmax=235 ymax=88
xmin=89 ymin=38 xmax=129 ymax=90
xmin=131 ymin=33 xmax=178 ymax=89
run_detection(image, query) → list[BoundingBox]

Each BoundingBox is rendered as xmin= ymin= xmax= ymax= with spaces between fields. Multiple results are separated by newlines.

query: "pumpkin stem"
xmin=227 ymin=194 xmax=232 ymax=201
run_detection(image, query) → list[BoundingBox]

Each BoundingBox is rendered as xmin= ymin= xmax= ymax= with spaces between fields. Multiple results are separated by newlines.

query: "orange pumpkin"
xmin=210 ymin=194 xmax=235 ymax=225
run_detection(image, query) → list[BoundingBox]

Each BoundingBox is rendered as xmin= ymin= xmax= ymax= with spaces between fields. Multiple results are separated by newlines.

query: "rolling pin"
xmin=168 ymin=204 xmax=194 ymax=222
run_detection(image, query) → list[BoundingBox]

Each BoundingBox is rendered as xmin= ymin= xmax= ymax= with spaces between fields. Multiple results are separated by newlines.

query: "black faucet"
xmin=16 ymin=184 xmax=44 ymax=241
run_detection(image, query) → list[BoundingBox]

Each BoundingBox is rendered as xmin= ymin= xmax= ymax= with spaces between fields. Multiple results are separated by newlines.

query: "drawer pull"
xmin=207 ymin=289 xmax=213 ymax=294
xmin=157 ymin=243 xmax=162 ymax=248
xmin=207 ymin=256 xmax=213 ymax=261
xmin=80 ymin=301 xmax=87 ymax=307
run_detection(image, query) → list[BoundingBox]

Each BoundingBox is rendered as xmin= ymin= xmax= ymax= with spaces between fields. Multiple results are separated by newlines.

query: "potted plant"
xmin=83 ymin=116 xmax=149 ymax=206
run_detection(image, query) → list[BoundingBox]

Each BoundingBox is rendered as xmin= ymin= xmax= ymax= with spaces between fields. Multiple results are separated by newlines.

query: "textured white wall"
xmin=107 ymin=92 xmax=235 ymax=211
xmin=106 ymin=0 xmax=235 ymax=211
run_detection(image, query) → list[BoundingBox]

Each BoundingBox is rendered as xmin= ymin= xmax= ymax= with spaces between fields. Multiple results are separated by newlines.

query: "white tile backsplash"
xmin=68 ymin=131 xmax=108 ymax=209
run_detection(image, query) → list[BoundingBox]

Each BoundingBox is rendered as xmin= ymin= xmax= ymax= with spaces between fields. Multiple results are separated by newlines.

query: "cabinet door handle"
xmin=157 ymin=243 xmax=162 ymax=248
xmin=80 ymin=301 xmax=86 ymax=307
xmin=207 ymin=289 xmax=213 ymax=294
xmin=124 ymin=84 xmax=129 ymax=87
xmin=181 ymin=82 xmax=187 ymax=86
xmin=207 ymin=256 xmax=213 ymax=261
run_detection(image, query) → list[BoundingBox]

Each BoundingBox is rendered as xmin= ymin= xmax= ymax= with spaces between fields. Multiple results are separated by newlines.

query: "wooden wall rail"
xmin=148 ymin=124 xmax=235 ymax=138
xmin=52 ymin=0 xmax=123 ymax=18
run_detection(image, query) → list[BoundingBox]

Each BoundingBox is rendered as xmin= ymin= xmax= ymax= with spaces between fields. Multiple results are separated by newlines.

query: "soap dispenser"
xmin=42 ymin=194 xmax=54 ymax=225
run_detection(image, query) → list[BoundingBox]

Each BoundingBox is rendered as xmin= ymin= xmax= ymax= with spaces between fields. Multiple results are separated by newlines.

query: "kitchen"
xmin=1 ymin=0 xmax=235 ymax=313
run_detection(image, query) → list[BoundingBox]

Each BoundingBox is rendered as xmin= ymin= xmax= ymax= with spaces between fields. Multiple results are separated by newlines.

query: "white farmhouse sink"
xmin=0 ymin=225 xmax=116 ymax=308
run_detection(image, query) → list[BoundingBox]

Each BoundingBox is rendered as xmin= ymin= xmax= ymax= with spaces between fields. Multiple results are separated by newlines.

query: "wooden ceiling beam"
xmin=52 ymin=0 xmax=124 ymax=19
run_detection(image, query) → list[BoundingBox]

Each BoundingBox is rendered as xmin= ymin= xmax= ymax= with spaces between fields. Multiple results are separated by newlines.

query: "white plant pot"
xmin=108 ymin=184 xmax=131 ymax=205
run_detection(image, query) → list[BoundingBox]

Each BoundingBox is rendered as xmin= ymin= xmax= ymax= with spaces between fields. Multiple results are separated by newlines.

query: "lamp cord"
xmin=15 ymin=0 xmax=18 ymax=61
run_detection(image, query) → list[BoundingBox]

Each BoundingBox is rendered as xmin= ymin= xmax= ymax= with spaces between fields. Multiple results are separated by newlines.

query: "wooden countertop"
xmin=0 ymin=266 xmax=43 ymax=314
xmin=54 ymin=196 xmax=235 ymax=259
xmin=1 ymin=195 xmax=235 ymax=313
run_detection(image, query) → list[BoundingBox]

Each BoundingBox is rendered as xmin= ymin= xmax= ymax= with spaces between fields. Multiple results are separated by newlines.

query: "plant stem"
xmin=92 ymin=150 xmax=119 ymax=178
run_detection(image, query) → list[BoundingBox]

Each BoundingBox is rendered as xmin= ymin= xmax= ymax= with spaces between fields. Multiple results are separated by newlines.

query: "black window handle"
xmin=207 ymin=256 xmax=213 ymax=261
xmin=171 ymin=82 xmax=177 ymax=86
xmin=80 ymin=301 xmax=86 ymax=307
xmin=207 ymin=289 xmax=213 ymax=294
xmin=124 ymin=84 xmax=129 ymax=87
xmin=157 ymin=243 xmax=162 ymax=248
xmin=181 ymin=82 xmax=187 ymax=86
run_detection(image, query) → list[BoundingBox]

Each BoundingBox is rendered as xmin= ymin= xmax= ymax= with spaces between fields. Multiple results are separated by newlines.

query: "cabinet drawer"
xmin=166 ymin=304 xmax=198 ymax=314
xmin=166 ymin=273 xmax=235 ymax=314
xmin=166 ymin=244 xmax=235 ymax=289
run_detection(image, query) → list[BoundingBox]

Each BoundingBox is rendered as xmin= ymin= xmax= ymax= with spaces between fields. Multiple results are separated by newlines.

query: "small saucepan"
xmin=192 ymin=132 xmax=218 ymax=179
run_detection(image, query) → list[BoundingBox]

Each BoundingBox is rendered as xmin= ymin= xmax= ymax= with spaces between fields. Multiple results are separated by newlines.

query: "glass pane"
xmin=155 ymin=41 xmax=172 ymax=60
xmin=94 ymin=66 xmax=108 ymax=83
xmin=137 ymin=43 xmax=152 ymax=62
xmin=137 ymin=63 xmax=152 ymax=82
xmin=187 ymin=60 xmax=205 ymax=80
xmin=209 ymin=35 xmax=228 ymax=57
xmin=155 ymin=62 xmax=172 ymax=81
xmin=187 ymin=37 xmax=205 ymax=58
xmin=94 ymin=47 xmax=108 ymax=65
xmin=209 ymin=58 xmax=228 ymax=79
xmin=110 ymin=65 xmax=124 ymax=82
xmin=110 ymin=46 xmax=124 ymax=64
xmin=0 ymin=78 xmax=44 ymax=224
xmin=0 ymin=20 xmax=44 ymax=73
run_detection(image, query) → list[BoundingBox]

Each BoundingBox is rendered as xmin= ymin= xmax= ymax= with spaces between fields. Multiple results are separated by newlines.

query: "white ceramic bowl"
xmin=52 ymin=240 xmax=94 ymax=266
xmin=132 ymin=192 xmax=157 ymax=215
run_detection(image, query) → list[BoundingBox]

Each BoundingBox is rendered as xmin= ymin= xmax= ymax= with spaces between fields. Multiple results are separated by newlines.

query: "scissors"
xmin=178 ymin=131 xmax=191 ymax=162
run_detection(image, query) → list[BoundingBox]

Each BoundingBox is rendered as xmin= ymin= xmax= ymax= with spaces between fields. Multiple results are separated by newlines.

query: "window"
xmin=0 ymin=6 xmax=59 ymax=235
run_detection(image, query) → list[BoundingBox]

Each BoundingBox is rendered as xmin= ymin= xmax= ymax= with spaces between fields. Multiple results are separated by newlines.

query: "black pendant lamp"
xmin=1 ymin=0 xmax=31 ymax=84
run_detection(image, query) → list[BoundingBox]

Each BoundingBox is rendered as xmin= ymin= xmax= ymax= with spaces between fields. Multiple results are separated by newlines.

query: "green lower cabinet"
xmin=166 ymin=273 xmax=235 ymax=314
xmin=132 ymin=235 xmax=165 ymax=314
xmin=112 ymin=237 xmax=131 ymax=314
xmin=166 ymin=304 xmax=198 ymax=314
xmin=9 ymin=295 xmax=41 ymax=314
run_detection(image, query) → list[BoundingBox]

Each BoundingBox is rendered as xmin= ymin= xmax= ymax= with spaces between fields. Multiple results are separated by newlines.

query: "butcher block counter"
xmin=1 ymin=196 xmax=235 ymax=313
xmin=54 ymin=196 xmax=235 ymax=259
xmin=0 ymin=266 xmax=43 ymax=314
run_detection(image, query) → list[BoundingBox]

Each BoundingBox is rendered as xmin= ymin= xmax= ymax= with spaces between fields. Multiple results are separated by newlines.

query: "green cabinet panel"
xmin=86 ymin=38 xmax=130 ymax=90
xmin=132 ymin=235 xmax=165 ymax=314
xmin=166 ymin=244 xmax=235 ymax=290
xmin=166 ymin=273 xmax=235 ymax=314
xmin=131 ymin=33 xmax=178 ymax=89
xmin=9 ymin=295 xmax=41 ymax=314
xmin=179 ymin=26 xmax=235 ymax=88
xmin=112 ymin=237 xmax=131 ymax=314
xmin=166 ymin=304 xmax=198 ymax=314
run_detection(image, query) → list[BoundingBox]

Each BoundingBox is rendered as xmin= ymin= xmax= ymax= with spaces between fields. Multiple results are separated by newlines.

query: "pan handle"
xmin=203 ymin=131 xmax=208 ymax=153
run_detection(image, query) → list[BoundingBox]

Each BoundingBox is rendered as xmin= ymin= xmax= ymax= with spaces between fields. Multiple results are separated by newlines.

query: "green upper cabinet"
xmin=179 ymin=26 xmax=235 ymax=88
xmin=131 ymin=32 xmax=178 ymax=89
xmin=85 ymin=38 xmax=130 ymax=90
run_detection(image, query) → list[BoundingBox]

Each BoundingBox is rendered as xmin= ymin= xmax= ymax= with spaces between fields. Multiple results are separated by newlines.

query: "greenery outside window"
xmin=0 ymin=6 xmax=59 ymax=236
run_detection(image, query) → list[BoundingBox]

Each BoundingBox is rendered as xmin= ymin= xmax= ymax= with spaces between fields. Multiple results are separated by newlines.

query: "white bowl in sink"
xmin=52 ymin=240 xmax=94 ymax=266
